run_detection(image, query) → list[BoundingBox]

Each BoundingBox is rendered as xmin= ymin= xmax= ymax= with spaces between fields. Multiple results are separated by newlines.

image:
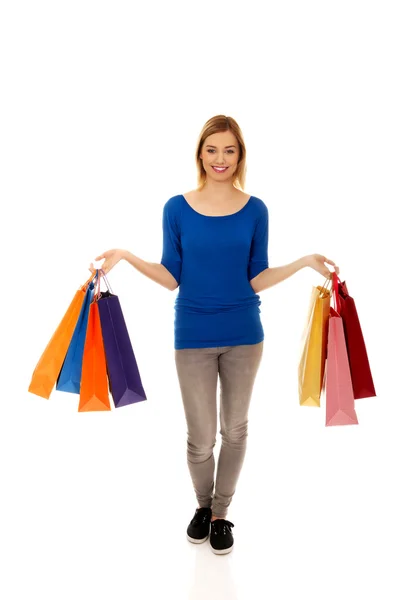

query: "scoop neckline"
xmin=180 ymin=194 xmax=253 ymax=218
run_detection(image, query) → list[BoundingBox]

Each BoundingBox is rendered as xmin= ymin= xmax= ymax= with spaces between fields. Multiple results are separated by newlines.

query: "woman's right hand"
xmin=89 ymin=249 xmax=126 ymax=276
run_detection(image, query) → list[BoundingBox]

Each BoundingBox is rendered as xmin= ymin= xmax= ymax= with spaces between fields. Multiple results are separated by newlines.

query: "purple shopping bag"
xmin=97 ymin=274 xmax=147 ymax=408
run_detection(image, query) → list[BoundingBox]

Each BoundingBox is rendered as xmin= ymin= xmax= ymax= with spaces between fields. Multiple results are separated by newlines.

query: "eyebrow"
xmin=206 ymin=144 xmax=236 ymax=148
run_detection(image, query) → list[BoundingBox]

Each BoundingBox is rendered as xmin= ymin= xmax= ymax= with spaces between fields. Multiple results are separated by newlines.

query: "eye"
xmin=206 ymin=149 xmax=235 ymax=153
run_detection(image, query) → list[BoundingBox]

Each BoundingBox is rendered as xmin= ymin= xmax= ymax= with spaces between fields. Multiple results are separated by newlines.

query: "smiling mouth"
xmin=212 ymin=166 xmax=228 ymax=172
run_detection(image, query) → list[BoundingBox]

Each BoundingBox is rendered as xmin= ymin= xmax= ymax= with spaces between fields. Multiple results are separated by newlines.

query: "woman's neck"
xmin=199 ymin=182 xmax=238 ymax=201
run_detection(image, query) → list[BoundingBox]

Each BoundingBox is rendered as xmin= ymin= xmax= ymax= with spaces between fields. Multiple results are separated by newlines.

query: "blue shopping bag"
xmin=56 ymin=279 xmax=95 ymax=394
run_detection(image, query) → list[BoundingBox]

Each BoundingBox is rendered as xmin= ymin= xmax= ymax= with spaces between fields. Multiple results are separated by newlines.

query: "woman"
xmin=89 ymin=115 xmax=339 ymax=555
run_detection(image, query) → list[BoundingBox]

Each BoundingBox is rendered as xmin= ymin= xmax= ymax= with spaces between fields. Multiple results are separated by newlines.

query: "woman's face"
xmin=199 ymin=130 xmax=240 ymax=181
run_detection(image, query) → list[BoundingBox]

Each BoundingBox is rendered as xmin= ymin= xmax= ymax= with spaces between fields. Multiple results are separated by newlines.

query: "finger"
xmin=95 ymin=254 xmax=105 ymax=261
xmin=324 ymin=257 xmax=336 ymax=265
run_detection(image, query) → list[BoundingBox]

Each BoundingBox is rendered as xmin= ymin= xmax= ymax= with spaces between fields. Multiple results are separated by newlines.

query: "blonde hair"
xmin=195 ymin=115 xmax=247 ymax=191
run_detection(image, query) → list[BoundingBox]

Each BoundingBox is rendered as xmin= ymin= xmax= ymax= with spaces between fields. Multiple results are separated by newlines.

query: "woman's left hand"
xmin=305 ymin=254 xmax=340 ymax=278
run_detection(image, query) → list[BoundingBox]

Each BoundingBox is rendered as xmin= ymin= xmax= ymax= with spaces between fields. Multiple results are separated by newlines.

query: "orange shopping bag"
xmin=298 ymin=276 xmax=332 ymax=406
xmin=29 ymin=272 xmax=97 ymax=400
xmin=78 ymin=276 xmax=111 ymax=412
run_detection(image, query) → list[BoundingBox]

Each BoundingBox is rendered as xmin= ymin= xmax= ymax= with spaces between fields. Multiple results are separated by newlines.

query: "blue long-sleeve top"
xmin=161 ymin=193 xmax=269 ymax=349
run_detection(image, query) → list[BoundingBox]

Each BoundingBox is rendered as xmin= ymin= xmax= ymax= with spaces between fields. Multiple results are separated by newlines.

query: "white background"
xmin=1 ymin=1 xmax=399 ymax=599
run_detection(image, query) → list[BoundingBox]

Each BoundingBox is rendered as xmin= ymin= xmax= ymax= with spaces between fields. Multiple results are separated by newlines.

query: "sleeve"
xmin=161 ymin=198 xmax=182 ymax=286
xmin=248 ymin=202 xmax=269 ymax=281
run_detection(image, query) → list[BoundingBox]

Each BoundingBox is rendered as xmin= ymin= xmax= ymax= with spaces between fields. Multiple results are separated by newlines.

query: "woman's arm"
xmin=90 ymin=248 xmax=177 ymax=291
xmin=123 ymin=251 xmax=178 ymax=291
xmin=250 ymin=254 xmax=339 ymax=293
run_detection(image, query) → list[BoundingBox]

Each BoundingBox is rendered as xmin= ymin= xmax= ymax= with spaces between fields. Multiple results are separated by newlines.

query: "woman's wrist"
xmin=300 ymin=255 xmax=311 ymax=269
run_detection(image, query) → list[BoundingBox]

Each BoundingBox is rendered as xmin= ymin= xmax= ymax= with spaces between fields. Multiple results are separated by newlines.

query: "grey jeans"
xmin=174 ymin=341 xmax=264 ymax=519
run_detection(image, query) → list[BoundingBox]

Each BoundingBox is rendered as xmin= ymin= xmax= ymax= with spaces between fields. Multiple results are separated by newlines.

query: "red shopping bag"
xmin=325 ymin=273 xmax=359 ymax=427
xmin=78 ymin=277 xmax=111 ymax=412
xmin=337 ymin=279 xmax=376 ymax=399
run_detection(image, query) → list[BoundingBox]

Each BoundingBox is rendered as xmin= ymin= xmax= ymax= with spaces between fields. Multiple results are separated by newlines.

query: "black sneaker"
xmin=187 ymin=507 xmax=212 ymax=544
xmin=209 ymin=519 xmax=235 ymax=554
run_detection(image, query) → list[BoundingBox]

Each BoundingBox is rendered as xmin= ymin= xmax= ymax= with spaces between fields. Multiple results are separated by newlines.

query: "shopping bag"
xmin=97 ymin=272 xmax=147 ymax=408
xmin=28 ymin=272 xmax=96 ymax=400
xmin=56 ymin=279 xmax=95 ymax=394
xmin=78 ymin=281 xmax=111 ymax=412
xmin=298 ymin=277 xmax=331 ymax=406
xmin=338 ymin=279 xmax=376 ymax=399
xmin=325 ymin=273 xmax=359 ymax=426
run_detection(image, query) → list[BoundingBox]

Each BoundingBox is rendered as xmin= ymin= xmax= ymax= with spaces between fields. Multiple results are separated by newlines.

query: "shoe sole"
xmin=210 ymin=543 xmax=234 ymax=555
xmin=187 ymin=532 xmax=210 ymax=544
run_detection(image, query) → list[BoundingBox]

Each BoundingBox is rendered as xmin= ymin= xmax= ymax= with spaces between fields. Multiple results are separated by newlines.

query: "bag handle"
xmin=81 ymin=270 xmax=98 ymax=291
xmin=100 ymin=269 xmax=114 ymax=294
xmin=332 ymin=271 xmax=341 ymax=313
xmin=93 ymin=269 xmax=113 ymax=302
xmin=318 ymin=274 xmax=333 ymax=299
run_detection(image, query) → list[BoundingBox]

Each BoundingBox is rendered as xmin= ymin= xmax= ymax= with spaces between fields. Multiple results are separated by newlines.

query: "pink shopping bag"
xmin=325 ymin=273 xmax=359 ymax=427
